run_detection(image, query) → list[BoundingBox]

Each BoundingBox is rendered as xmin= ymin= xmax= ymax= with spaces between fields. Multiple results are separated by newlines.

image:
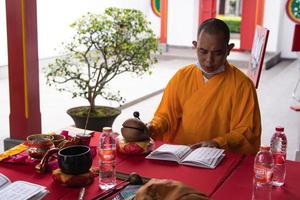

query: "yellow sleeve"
xmin=150 ymin=71 xmax=183 ymax=140
xmin=213 ymin=79 xmax=261 ymax=155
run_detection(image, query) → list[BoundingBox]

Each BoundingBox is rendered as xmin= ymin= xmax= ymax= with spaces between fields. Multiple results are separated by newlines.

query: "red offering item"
xmin=117 ymin=138 xmax=155 ymax=155
xmin=52 ymin=168 xmax=94 ymax=188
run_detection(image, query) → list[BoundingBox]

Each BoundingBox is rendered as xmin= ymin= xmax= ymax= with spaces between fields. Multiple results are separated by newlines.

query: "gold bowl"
xmin=25 ymin=134 xmax=54 ymax=159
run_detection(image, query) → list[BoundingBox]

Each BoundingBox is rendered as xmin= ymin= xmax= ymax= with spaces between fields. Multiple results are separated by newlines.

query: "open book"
xmin=146 ymin=144 xmax=225 ymax=169
xmin=0 ymin=173 xmax=49 ymax=200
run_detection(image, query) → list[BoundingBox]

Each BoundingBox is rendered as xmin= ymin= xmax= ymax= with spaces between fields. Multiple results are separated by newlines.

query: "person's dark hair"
xmin=197 ymin=18 xmax=230 ymax=45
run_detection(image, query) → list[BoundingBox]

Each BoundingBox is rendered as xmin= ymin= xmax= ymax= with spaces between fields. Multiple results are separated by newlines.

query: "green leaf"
xmin=45 ymin=7 xmax=159 ymax=107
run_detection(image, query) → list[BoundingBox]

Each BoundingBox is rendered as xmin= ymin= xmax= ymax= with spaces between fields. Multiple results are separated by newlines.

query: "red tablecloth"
xmin=0 ymin=132 xmax=242 ymax=199
xmin=2 ymin=133 xmax=299 ymax=200
xmin=116 ymin=143 xmax=244 ymax=197
xmin=211 ymin=155 xmax=300 ymax=200
xmin=0 ymin=132 xmax=129 ymax=200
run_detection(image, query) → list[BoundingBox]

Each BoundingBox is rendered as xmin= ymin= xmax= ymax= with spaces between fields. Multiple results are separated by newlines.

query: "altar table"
xmin=211 ymin=155 xmax=300 ymax=200
xmin=1 ymin=132 xmax=300 ymax=200
xmin=116 ymin=150 xmax=243 ymax=197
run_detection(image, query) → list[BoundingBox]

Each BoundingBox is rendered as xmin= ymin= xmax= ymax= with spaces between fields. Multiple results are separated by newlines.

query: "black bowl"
xmin=58 ymin=145 xmax=92 ymax=175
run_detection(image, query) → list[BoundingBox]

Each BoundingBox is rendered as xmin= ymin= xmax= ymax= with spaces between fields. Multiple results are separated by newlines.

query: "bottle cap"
xmin=102 ymin=127 xmax=112 ymax=133
xmin=275 ymin=126 xmax=284 ymax=132
xmin=260 ymin=146 xmax=270 ymax=151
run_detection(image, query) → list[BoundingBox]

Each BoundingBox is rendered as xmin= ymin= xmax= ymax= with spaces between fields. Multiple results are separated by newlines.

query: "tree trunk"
xmin=89 ymin=98 xmax=96 ymax=113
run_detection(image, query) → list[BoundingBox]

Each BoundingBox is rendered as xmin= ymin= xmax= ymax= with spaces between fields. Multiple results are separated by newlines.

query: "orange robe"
xmin=150 ymin=62 xmax=261 ymax=155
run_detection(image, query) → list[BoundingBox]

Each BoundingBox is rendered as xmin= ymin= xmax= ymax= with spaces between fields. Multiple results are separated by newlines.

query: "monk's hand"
xmin=190 ymin=140 xmax=220 ymax=149
xmin=146 ymin=123 xmax=154 ymax=137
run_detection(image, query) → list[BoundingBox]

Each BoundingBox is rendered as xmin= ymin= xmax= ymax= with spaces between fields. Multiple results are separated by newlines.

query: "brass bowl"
xmin=26 ymin=134 xmax=54 ymax=159
xmin=121 ymin=118 xmax=149 ymax=142
xmin=121 ymin=127 xmax=149 ymax=142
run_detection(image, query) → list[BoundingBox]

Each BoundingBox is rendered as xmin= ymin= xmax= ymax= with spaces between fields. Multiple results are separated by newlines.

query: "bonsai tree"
xmin=45 ymin=7 xmax=159 ymax=129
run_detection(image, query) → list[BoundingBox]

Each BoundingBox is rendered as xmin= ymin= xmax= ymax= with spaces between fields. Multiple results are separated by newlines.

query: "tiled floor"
xmin=1 ymin=48 xmax=299 ymax=161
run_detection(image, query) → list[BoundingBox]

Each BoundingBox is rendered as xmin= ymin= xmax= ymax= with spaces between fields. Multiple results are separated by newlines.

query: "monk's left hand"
xmin=190 ymin=140 xmax=220 ymax=149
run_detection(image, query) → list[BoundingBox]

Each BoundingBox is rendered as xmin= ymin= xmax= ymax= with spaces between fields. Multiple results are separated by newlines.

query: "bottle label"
xmin=254 ymin=165 xmax=273 ymax=184
xmin=273 ymin=153 xmax=286 ymax=164
xmin=273 ymin=139 xmax=282 ymax=151
xmin=99 ymin=149 xmax=116 ymax=162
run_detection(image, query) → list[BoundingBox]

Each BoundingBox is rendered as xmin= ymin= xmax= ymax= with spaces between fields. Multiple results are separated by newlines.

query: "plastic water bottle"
xmin=98 ymin=127 xmax=116 ymax=190
xmin=270 ymin=126 xmax=287 ymax=186
xmin=252 ymin=146 xmax=274 ymax=200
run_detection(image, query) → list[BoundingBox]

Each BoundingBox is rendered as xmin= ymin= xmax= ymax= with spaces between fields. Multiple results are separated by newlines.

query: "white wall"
xmin=278 ymin=1 xmax=299 ymax=58
xmin=146 ymin=1 xmax=161 ymax=36
xmin=0 ymin=0 xmax=7 ymax=66
xmin=0 ymin=0 xmax=298 ymax=65
xmin=0 ymin=0 xmax=160 ymax=66
xmin=262 ymin=0 xmax=282 ymax=52
xmin=37 ymin=0 xmax=105 ymax=59
xmin=167 ymin=0 xmax=199 ymax=46
xmin=263 ymin=0 xmax=297 ymax=58
xmin=37 ymin=0 xmax=160 ymax=60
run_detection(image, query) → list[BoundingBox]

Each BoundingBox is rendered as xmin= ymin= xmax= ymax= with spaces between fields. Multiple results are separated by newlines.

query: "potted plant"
xmin=45 ymin=7 xmax=159 ymax=131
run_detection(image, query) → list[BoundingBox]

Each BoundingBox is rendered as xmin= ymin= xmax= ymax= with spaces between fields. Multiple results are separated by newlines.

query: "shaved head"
xmin=197 ymin=18 xmax=230 ymax=45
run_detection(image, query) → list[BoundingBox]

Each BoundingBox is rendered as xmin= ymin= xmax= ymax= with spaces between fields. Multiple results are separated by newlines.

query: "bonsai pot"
xmin=67 ymin=106 xmax=121 ymax=131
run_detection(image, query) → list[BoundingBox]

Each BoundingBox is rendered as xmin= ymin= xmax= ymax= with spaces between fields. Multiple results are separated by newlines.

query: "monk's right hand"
xmin=146 ymin=123 xmax=154 ymax=138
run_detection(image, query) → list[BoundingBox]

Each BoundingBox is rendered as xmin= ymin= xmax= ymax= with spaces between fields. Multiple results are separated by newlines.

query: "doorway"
xmin=199 ymin=0 xmax=265 ymax=51
xmin=216 ymin=0 xmax=242 ymax=49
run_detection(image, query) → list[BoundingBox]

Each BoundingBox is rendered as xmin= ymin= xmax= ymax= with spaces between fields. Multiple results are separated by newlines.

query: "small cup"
xmin=58 ymin=145 xmax=92 ymax=175
xmin=76 ymin=133 xmax=92 ymax=146
xmin=52 ymin=134 xmax=66 ymax=147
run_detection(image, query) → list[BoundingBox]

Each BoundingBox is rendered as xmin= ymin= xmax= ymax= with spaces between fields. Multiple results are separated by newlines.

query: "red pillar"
xmin=240 ymin=0 xmax=265 ymax=50
xmin=6 ymin=0 xmax=41 ymax=140
xmin=198 ymin=0 xmax=216 ymax=24
xmin=256 ymin=0 xmax=265 ymax=26
xmin=160 ymin=0 xmax=168 ymax=44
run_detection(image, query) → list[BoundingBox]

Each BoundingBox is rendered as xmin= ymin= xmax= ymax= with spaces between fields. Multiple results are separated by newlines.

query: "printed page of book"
xmin=0 ymin=180 xmax=48 ymax=200
xmin=146 ymin=144 xmax=191 ymax=162
xmin=181 ymin=147 xmax=225 ymax=169
xmin=0 ymin=173 xmax=11 ymax=189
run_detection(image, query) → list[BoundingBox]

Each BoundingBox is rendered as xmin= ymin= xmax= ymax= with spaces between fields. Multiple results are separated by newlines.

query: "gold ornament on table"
xmin=25 ymin=134 xmax=55 ymax=160
xmin=35 ymin=136 xmax=83 ymax=173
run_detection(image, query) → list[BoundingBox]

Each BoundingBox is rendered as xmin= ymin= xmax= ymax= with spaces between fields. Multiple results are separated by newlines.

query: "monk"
xmin=147 ymin=18 xmax=261 ymax=155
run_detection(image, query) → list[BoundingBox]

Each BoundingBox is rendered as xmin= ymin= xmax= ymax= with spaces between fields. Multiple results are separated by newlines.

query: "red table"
xmin=211 ymin=156 xmax=300 ymax=200
xmin=116 ymin=149 xmax=243 ymax=197
xmin=0 ymin=132 xmax=130 ymax=200
xmin=1 ymin=133 xmax=299 ymax=200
